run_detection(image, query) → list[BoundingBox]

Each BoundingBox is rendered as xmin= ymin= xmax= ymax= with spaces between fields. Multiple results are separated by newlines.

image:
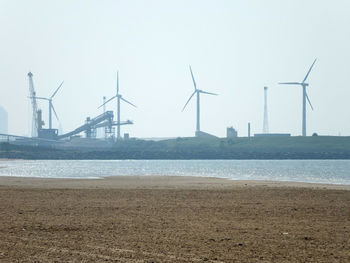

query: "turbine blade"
xmin=30 ymin=96 xmax=49 ymax=100
xmin=97 ymin=95 xmax=116 ymax=109
xmin=305 ymin=92 xmax=314 ymax=111
xmin=189 ymin=65 xmax=197 ymax=90
xmin=303 ymin=58 xmax=317 ymax=83
xmin=51 ymin=103 xmax=59 ymax=121
xmin=121 ymin=97 xmax=137 ymax=108
xmin=182 ymin=91 xmax=196 ymax=112
xmin=51 ymin=81 xmax=64 ymax=99
xmin=117 ymin=71 xmax=119 ymax=95
xmin=200 ymin=90 xmax=218 ymax=96
xmin=278 ymin=82 xmax=302 ymax=85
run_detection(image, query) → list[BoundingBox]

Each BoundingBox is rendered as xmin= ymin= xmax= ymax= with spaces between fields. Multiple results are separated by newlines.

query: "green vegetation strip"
xmin=1 ymin=136 xmax=350 ymax=160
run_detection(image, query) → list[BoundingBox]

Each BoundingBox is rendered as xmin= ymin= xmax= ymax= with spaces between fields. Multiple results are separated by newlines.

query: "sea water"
xmin=0 ymin=159 xmax=349 ymax=185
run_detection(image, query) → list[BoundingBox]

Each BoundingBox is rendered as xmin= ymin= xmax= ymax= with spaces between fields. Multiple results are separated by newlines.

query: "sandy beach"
xmin=0 ymin=176 xmax=349 ymax=262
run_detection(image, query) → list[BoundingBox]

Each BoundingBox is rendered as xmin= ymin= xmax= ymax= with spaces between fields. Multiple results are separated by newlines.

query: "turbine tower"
xmin=263 ymin=86 xmax=269 ymax=133
xmin=182 ymin=65 xmax=218 ymax=136
xmin=98 ymin=72 xmax=136 ymax=140
xmin=34 ymin=81 xmax=64 ymax=129
xmin=279 ymin=59 xmax=316 ymax=136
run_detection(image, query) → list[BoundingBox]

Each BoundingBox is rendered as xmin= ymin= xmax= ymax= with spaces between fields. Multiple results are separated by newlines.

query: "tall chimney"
xmin=248 ymin=122 xmax=251 ymax=138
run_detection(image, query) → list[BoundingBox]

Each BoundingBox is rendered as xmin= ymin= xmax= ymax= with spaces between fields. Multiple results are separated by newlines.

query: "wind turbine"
xmin=279 ymin=59 xmax=317 ymax=136
xmin=34 ymin=81 xmax=64 ymax=130
xmin=98 ymin=71 xmax=137 ymax=140
xmin=182 ymin=65 xmax=218 ymax=136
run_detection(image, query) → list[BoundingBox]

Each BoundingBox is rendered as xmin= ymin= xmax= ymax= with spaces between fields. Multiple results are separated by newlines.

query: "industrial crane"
xmin=27 ymin=72 xmax=40 ymax=137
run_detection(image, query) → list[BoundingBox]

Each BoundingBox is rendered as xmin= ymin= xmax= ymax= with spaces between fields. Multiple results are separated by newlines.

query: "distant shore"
xmin=2 ymin=136 xmax=350 ymax=159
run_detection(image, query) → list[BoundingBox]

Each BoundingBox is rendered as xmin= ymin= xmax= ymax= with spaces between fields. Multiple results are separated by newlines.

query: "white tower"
xmin=263 ymin=86 xmax=269 ymax=133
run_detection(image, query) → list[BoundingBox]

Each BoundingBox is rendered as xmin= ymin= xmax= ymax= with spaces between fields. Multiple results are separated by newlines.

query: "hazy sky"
xmin=1 ymin=0 xmax=349 ymax=138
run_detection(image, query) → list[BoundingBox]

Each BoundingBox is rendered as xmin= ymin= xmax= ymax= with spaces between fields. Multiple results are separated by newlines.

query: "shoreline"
xmin=1 ymin=159 xmax=350 ymax=189
xmin=2 ymin=158 xmax=350 ymax=161
xmin=0 ymin=175 xmax=349 ymax=190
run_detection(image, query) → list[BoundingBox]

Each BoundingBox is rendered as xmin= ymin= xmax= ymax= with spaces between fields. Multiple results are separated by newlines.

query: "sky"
xmin=0 ymin=0 xmax=349 ymax=138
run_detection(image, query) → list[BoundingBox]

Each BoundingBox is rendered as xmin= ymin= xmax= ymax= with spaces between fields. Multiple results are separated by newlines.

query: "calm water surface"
xmin=0 ymin=160 xmax=349 ymax=185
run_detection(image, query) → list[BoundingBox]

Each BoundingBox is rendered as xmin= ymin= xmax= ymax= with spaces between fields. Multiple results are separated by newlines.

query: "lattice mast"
xmin=28 ymin=72 xmax=39 ymax=137
xmin=263 ymin=86 xmax=269 ymax=133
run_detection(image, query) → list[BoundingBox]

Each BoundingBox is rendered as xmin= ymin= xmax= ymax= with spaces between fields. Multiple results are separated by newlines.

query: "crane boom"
xmin=28 ymin=72 xmax=39 ymax=137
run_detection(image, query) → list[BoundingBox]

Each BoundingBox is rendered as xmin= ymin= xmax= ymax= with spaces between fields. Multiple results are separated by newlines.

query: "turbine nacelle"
xmin=97 ymin=73 xmax=137 ymax=110
xmin=182 ymin=66 xmax=218 ymax=112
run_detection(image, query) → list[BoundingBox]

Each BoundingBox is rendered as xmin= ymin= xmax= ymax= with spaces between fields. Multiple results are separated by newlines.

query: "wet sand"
xmin=0 ymin=176 xmax=349 ymax=262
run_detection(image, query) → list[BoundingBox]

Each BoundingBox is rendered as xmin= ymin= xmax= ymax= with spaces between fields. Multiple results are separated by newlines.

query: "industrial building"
xmin=226 ymin=127 xmax=238 ymax=138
